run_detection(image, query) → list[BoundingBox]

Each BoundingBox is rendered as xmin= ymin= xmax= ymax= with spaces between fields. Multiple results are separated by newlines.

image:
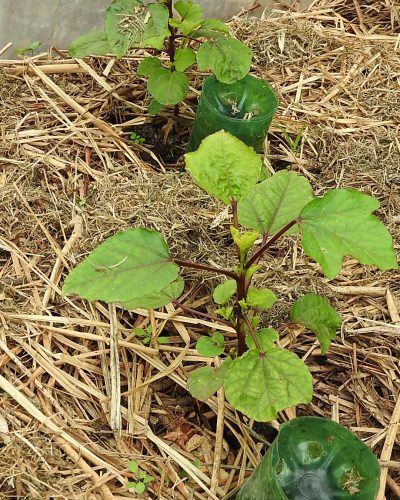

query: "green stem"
xmin=173 ymin=258 xmax=238 ymax=280
xmin=245 ymin=219 xmax=297 ymax=270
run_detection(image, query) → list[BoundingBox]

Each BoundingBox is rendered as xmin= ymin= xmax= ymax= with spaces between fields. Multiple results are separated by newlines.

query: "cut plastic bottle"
xmin=188 ymin=75 xmax=278 ymax=153
xmin=236 ymin=417 xmax=380 ymax=500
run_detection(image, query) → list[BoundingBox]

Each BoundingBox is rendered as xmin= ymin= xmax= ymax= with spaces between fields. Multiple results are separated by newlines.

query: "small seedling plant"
xmin=69 ymin=0 xmax=252 ymax=114
xmin=125 ymin=459 xmax=154 ymax=494
xmin=63 ymin=131 xmax=398 ymax=421
xmin=129 ymin=131 xmax=146 ymax=144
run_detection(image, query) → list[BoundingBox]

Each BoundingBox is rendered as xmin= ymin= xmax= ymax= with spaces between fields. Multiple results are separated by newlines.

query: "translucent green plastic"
xmin=187 ymin=75 xmax=278 ymax=152
xmin=236 ymin=417 xmax=380 ymax=500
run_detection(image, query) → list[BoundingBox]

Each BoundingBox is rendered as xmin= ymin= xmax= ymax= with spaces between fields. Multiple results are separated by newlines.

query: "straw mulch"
xmin=0 ymin=0 xmax=399 ymax=498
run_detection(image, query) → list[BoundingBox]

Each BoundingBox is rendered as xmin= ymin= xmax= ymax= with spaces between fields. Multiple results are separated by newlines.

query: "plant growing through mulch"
xmin=62 ymin=130 xmax=398 ymax=421
xmin=1 ymin=1 xmax=400 ymax=497
xmin=69 ymin=0 xmax=252 ymax=115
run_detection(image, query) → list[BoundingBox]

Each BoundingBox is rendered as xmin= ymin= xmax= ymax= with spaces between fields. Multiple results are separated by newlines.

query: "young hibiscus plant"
xmin=69 ymin=0 xmax=253 ymax=114
xmin=63 ymin=131 xmax=398 ymax=421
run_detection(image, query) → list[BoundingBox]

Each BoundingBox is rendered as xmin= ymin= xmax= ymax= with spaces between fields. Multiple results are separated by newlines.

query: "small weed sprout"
xmin=125 ymin=460 xmax=154 ymax=494
xmin=129 ymin=131 xmax=146 ymax=144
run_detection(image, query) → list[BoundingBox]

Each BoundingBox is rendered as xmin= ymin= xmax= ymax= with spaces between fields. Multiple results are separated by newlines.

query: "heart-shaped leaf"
xmin=187 ymin=358 xmax=232 ymax=401
xmin=185 ymin=131 xmax=261 ymax=204
xmin=291 ymin=294 xmax=341 ymax=354
xmin=224 ymin=348 xmax=312 ymax=421
xmin=238 ymin=170 xmax=313 ymax=235
xmin=196 ymin=332 xmax=225 ymax=357
xmin=213 ymin=279 xmax=237 ymax=305
xmin=299 ymin=189 xmax=398 ymax=279
xmin=196 ymin=37 xmax=252 ymax=84
xmin=147 ymin=68 xmax=189 ymax=105
xmin=63 ymin=228 xmax=180 ymax=303
xmin=69 ymin=31 xmax=111 ymax=58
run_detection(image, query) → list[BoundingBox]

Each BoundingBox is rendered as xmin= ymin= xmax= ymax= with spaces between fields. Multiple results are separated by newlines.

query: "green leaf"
xmin=137 ymin=470 xmax=146 ymax=480
xmin=174 ymin=0 xmax=203 ymax=35
xmin=121 ymin=276 xmax=184 ymax=309
xmin=196 ymin=332 xmax=225 ymax=357
xmin=147 ymin=68 xmax=188 ymax=105
xmin=62 ymin=228 xmax=180 ymax=303
xmin=69 ymin=31 xmax=111 ymax=58
xmin=213 ymin=279 xmax=237 ymax=305
xmin=14 ymin=41 xmax=42 ymax=56
xmin=291 ymin=294 xmax=341 ymax=354
xmin=134 ymin=482 xmax=146 ymax=494
xmin=174 ymin=47 xmax=196 ymax=72
xmin=230 ymin=227 xmax=259 ymax=263
xmin=224 ymin=349 xmax=313 ymax=421
xmin=133 ymin=327 xmax=147 ymax=338
xmin=105 ymin=0 xmax=142 ymax=58
xmin=245 ymin=328 xmax=279 ymax=351
xmin=299 ymin=189 xmax=398 ymax=279
xmin=156 ymin=336 xmax=169 ymax=344
xmin=246 ymin=287 xmax=277 ymax=310
xmin=196 ymin=37 xmax=252 ymax=84
xmin=184 ymin=131 xmax=261 ymax=204
xmin=143 ymin=475 xmax=155 ymax=484
xmin=143 ymin=3 xmax=170 ymax=49
xmin=215 ymin=306 xmax=234 ymax=320
xmin=238 ymin=170 xmax=313 ymax=235
xmin=148 ymin=98 xmax=164 ymax=115
xmin=175 ymin=0 xmax=203 ymax=22
xmin=137 ymin=56 xmax=162 ymax=77
xmin=187 ymin=358 xmax=232 ymax=401
xmin=238 ymin=299 xmax=248 ymax=311
xmin=126 ymin=481 xmax=138 ymax=490
xmin=200 ymin=18 xmax=229 ymax=34
xmin=128 ymin=460 xmax=139 ymax=474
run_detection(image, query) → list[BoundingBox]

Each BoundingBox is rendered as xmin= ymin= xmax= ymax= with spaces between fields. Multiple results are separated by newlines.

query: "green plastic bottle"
xmin=236 ymin=417 xmax=380 ymax=500
xmin=187 ymin=75 xmax=278 ymax=153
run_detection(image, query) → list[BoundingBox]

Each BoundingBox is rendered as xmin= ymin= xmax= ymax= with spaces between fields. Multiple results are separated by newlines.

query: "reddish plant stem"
xmin=242 ymin=313 xmax=263 ymax=351
xmin=172 ymin=300 xmax=232 ymax=326
xmin=166 ymin=0 xmax=176 ymax=65
xmin=234 ymin=269 xmax=247 ymax=356
xmin=245 ymin=219 xmax=297 ymax=270
xmin=171 ymin=34 xmax=203 ymax=44
xmin=231 ymin=200 xmax=239 ymax=229
xmin=173 ymin=258 xmax=238 ymax=280
xmin=166 ymin=0 xmax=179 ymax=117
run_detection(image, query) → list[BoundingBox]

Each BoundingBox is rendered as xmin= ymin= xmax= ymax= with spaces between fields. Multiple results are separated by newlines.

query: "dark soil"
xmin=133 ymin=117 xmax=192 ymax=168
